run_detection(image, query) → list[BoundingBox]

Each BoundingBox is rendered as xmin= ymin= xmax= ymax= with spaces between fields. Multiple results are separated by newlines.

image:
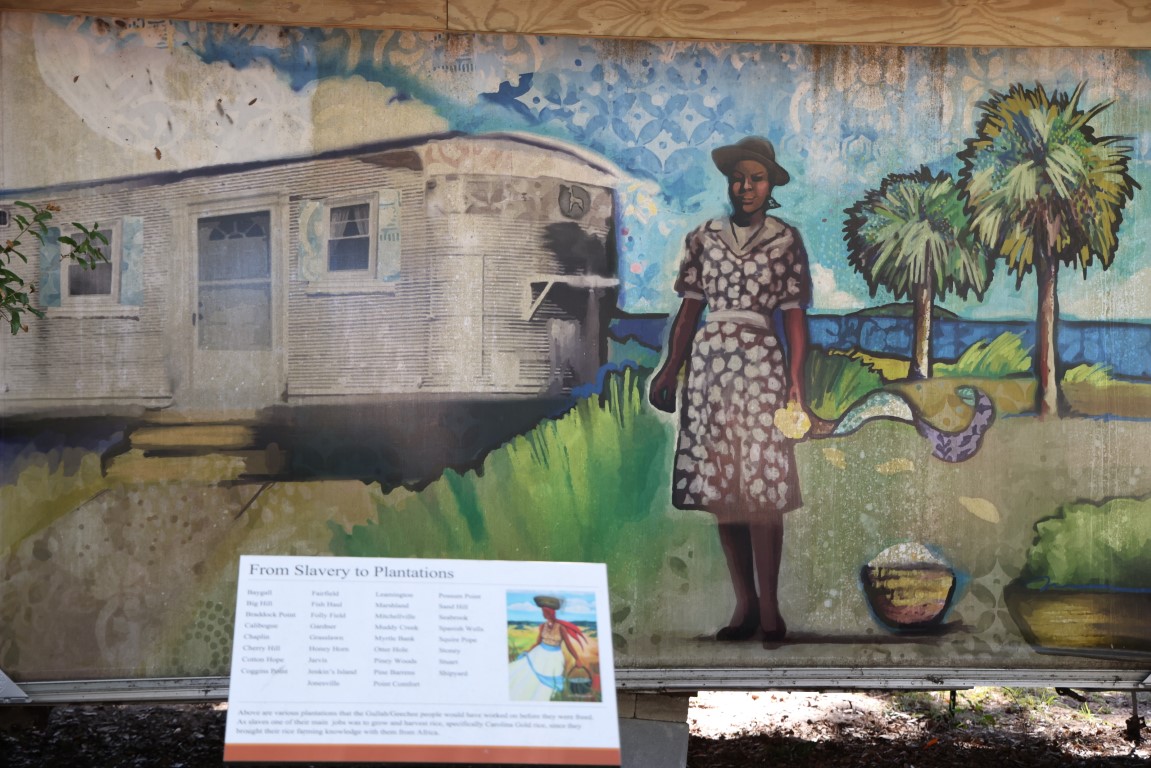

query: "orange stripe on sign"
xmin=223 ymin=743 xmax=621 ymax=765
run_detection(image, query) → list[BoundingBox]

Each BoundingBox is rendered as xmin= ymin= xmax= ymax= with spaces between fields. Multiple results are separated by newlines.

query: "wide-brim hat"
xmin=534 ymin=595 xmax=562 ymax=610
xmin=711 ymin=136 xmax=790 ymax=187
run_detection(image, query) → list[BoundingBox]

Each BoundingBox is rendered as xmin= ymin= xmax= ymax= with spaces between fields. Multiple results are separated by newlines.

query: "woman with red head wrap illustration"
xmin=508 ymin=595 xmax=588 ymax=701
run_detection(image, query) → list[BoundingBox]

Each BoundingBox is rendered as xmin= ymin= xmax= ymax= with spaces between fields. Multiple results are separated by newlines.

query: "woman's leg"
xmin=750 ymin=514 xmax=786 ymax=639
xmin=715 ymin=522 xmax=759 ymax=640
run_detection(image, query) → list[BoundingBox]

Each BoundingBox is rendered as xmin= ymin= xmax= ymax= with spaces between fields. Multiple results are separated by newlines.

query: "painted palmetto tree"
xmin=957 ymin=82 xmax=1139 ymax=417
xmin=844 ymin=166 xmax=992 ymax=379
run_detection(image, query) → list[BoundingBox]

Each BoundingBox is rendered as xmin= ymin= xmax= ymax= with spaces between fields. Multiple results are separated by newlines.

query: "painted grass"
xmin=135 ymin=414 xmax=1151 ymax=672
xmin=5 ymin=342 xmax=1147 ymax=677
xmin=0 ymin=446 xmax=109 ymax=555
xmin=848 ymin=351 xmax=910 ymax=381
xmin=327 ymin=347 xmax=1151 ymax=651
xmin=846 ymin=334 xmax=1034 ymax=382
xmin=851 ymin=349 xmax=1115 ymax=387
xmin=806 ymin=350 xmax=885 ymax=420
xmin=789 ymin=416 xmax=1151 ymax=647
xmin=332 ymin=368 xmax=665 ymax=558
xmin=934 ymin=333 xmax=1032 ymax=378
xmin=1063 ymin=379 xmax=1151 ymax=418
xmin=327 ymin=368 xmax=711 ymax=652
xmin=506 ymin=624 xmax=604 ymax=702
xmin=840 ymin=333 xmax=1032 ymax=383
xmin=1063 ymin=363 xmax=1114 ymax=384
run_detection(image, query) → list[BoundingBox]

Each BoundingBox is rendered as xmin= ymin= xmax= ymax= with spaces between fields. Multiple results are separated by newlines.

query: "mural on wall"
xmin=2 ymin=12 xmax=1151 ymax=683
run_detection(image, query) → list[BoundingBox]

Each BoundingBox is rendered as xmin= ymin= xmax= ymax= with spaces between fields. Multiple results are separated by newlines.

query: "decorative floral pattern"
xmin=670 ymin=217 xmax=810 ymax=518
xmin=28 ymin=17 xmax=1151 ymax=313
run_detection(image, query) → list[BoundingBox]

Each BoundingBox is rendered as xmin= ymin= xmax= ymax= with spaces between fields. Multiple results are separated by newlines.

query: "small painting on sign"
xmin=507 ymin=591 xmax=602 ymax=703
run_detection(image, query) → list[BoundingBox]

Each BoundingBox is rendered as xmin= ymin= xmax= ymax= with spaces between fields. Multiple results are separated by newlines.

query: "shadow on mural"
xmin=1 ymin=13 xmax=1150 ymax=682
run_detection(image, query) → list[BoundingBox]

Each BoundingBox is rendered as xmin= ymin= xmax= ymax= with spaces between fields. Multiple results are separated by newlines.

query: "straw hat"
xmin=711 ymin=136 xmax=790 ymax=187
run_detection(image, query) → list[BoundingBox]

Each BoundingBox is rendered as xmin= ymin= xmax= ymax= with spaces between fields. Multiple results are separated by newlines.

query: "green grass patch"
xmin=330 ymin=368 xmax=667 ymax=561
xmin=1 ymin=445 xmax=109 ymax=555
xmin=805 ymin=350 xmax=885 ymax=420
xmin=935 ymin=333 xmax=1032 ymax=378
xmin=1063 ymin=363 xmax=1113 ymax=384
xmin=846 ymin=351 xmax=909 ymax=382
xmin=848 ymin=340 xmax=1116 ymax=390
xmin=328 ymin=368 xmax=702 ymax=638
xmin=1003 ymin=687 xmax=1058 ymax=710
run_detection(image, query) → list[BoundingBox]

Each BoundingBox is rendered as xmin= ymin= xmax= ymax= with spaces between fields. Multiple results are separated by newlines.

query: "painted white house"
xmin=0 ymin=132 xmax=624 ymax=419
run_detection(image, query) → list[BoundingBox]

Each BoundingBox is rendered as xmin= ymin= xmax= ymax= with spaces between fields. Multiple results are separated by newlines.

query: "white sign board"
xmin=224 ymin=555 xmax=619 ymax=765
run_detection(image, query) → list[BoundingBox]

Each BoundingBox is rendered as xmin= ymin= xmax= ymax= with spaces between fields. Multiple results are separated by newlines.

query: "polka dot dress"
xmin=671 ymin=216 xmax=811 ymax=521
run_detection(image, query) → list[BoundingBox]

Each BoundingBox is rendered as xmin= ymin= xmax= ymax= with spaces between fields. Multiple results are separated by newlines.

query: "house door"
xmin=191 ymin=210 xmax=279 ymax=408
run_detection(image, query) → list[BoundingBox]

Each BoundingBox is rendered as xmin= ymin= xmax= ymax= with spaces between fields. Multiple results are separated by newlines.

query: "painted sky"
xmin=507 ymin=591 xmax=598 ymax=623
xmin=4 ymin=13 xmax=1150 ymax=320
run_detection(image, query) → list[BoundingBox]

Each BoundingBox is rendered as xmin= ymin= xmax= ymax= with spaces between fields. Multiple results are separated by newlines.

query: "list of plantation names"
xmin=236 ymin=562 xmax=486 ymax=696
xmin=225 ymin=555 xmax=620 ymax=766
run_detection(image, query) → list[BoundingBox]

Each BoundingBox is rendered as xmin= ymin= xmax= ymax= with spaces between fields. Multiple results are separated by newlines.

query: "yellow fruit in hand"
xmin=773 ymin=401 xmax=811 ymax=439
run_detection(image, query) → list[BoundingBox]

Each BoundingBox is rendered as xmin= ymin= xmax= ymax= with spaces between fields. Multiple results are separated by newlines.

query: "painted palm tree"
xmin=844 ymin=166 xmax=991 ymax=379
xmin=957 ymin=82 xmax=1138 ymax=416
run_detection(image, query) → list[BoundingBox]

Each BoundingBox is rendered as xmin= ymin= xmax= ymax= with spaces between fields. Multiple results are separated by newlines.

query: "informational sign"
xmin=223 ymin=555 xmax=619 ymax=765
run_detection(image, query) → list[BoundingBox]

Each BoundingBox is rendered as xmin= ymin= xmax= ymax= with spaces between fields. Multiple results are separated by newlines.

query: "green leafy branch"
xmin=1 ymin=201 xmax=108 ymax=334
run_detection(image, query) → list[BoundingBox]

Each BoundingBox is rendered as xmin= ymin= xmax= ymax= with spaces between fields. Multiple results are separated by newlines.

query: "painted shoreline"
xmin=612 ymin=316 xmax=1151 ymax=380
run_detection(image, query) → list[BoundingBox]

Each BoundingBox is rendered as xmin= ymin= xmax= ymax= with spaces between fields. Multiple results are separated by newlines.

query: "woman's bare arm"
xmin=783 ymin=306 xmax=808 ymax=407
xmin=648 ymin=297 xmax=705 ymax=413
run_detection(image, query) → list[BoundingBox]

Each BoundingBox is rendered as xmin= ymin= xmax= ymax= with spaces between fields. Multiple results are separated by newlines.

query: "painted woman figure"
xmin=508 ymin=595 xmax=588 ymax=700
xmin=649 ymin=136 xmax=812 ymax=643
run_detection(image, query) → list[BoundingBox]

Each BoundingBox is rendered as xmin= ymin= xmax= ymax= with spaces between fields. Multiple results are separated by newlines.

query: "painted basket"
xmin=860 ymin=562 xmax=956 ymax=633
xmin=564 ymin=665 xmax=598 ymax=701
xmin=1004 ymin=582 xmax=1151 ymax=656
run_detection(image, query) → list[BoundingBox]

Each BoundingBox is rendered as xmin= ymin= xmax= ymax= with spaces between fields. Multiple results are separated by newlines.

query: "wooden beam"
xmin=0 ymin=1 xmax=447 ymax=30
xmin=0 ymin=0 xmax=1148 ymax=48
xmin=448 ymin=0 xmax=1151 ymax=48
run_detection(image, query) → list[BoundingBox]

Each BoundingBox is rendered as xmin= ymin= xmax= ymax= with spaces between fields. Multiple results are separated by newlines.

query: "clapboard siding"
xmin=0 ymin=188 xmax=172 ymax=402
xmin=2 ymin=136 xmax=620 ymax=412
xmin=479 ymin=181 xmax=613 ymax=393
xmin=285 ymin=163 xmax=431 ymax=396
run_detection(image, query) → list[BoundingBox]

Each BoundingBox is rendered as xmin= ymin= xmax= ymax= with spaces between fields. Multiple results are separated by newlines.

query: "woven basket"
xmin=564 ymin=665 xmax=595 ymax=700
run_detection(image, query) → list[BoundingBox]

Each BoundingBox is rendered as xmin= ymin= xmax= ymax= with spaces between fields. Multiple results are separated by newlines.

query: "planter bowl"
xmin=1004 ymin=582 xmax=1151 ymax=656
xmin=861 ymin=563 xmax=956 ymax=633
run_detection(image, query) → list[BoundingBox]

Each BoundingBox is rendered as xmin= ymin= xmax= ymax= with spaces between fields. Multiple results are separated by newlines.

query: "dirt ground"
xmin=688 ymin=688 xmax=1149 ymax=767
xmin=1 ymin=688 xmax=1148 ymax=766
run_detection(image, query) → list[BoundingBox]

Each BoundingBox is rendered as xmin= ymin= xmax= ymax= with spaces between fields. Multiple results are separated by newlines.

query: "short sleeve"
xmin=777 ymin=227 xmax=812 ymax=311
xmin=672 ymin=229 xmax=705 ymax=300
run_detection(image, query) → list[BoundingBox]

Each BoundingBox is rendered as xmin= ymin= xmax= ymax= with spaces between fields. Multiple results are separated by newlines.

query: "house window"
xmin=328 ymin=202 xmax=372 ymax=272
xmin=298 ymin=190 xmax=401 ymax=294
xmin=65 ymin=228 xmax=117 ymax=300
xmin=39 ymin=216 xmax=142 ymax=317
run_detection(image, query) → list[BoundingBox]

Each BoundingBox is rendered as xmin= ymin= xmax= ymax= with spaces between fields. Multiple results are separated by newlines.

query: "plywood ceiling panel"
xmin=0 ymin=1 xmax=446 ymax=30
xmin=0 ymin=0 xmax=1148 ymax=48
xmin=448 ymin=0 xmax=1151 ymax=48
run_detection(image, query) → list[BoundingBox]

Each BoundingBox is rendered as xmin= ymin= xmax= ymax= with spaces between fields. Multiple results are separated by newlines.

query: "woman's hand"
xmin=787 ymin=381 xmax=804 ymax=409
xmin=649 ymin=366 xmax=678 ymax=413
xmin=788 ymin=382 xmax=834 ymax=437
xmin=650 ymin=297 xmax=704 ymax=414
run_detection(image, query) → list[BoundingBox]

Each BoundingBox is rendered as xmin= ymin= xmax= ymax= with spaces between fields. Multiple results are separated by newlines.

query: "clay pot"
xmin=861 ymin=562 xmax=956 ymax=633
